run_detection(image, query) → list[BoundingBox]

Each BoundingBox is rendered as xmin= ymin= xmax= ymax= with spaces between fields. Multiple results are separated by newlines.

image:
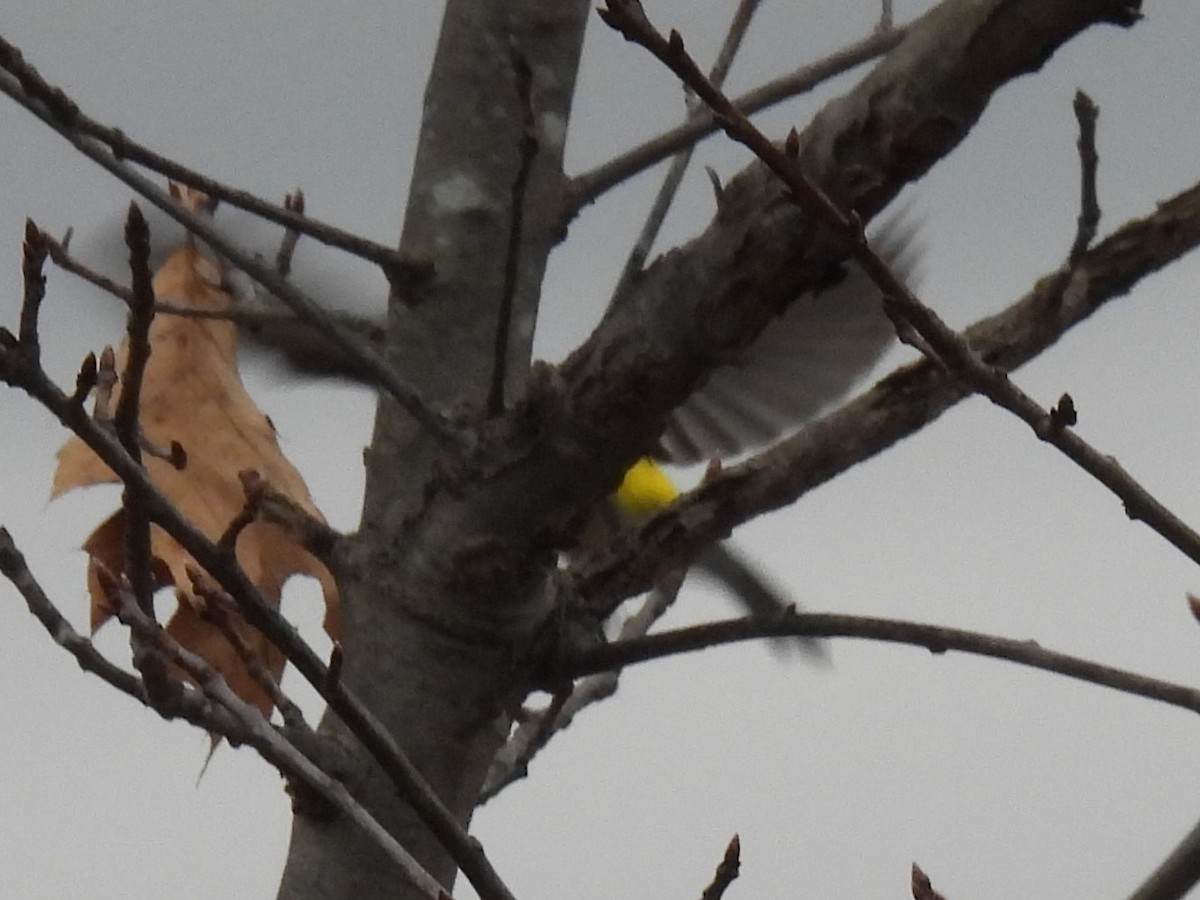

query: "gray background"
xmin=2 ymin=1 xmax=1200 ymax=897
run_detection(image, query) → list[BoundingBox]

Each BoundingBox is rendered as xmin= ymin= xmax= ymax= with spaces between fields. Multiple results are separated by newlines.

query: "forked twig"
xmin=0 ymin=340 xmax=512 ymax=900
xmin=0 ymin=43 xmax=453 ymax=444
xmin=568 ymin=24 xmax=905 ymax=213
xmin=611 ymin=0 xmax=762 ymax=302
xmin=0 ymin=33 xmax=420 ymax=283
xmin=481 ymin=574 xmax=685 ymax=802
xmin=108 ymin=575 xmax=448 ymax=899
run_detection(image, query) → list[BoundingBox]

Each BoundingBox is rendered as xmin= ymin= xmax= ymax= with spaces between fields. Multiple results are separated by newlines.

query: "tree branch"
xmin=574 ymin=176 xmax=1200 ymax=617
xmin=114 ymin=204 xmax=157 ymax=616
xmin=0 ymin=50 xmax=453 ymax=444
xmin=567 ymin=24 xmax=905 ymax=213
xmin=1069 ymin=90 xmax=1101 ymax=263
xmin=108 ymin=577 xmax=450 ymax=900
xmin=609 ymin=0 xmax=763 ymax=301
xmin=557 ymin=611 xmax=1200 ymax=717
xmin=0 ymin=33 xmax=423 ymax=284
xmin=480 ymin=576 xmax=685 ymax=802
xmin=598 ymin=8 xmax=1200 ymax=601
xmin=0 ymin=343 xmax=511 ymax=900
xmin=503 ymin=0 xmax=1148 ymax=579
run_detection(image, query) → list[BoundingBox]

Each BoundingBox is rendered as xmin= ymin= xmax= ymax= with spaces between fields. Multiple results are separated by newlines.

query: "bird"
xmin=603 ymin=214 xmax=922 ymax=656
xmin=610 ymin=456 xmax=830 ymax=659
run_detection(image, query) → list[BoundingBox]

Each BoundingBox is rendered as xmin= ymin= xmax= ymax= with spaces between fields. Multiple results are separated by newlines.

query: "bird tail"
xmin=694 ymin=542 xmax=829 ymax=662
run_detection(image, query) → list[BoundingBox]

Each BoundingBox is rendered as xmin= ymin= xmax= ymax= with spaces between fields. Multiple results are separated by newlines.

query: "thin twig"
xmin=912 ymin=864 xmax=948 ymax=900
xmin=480 ymin=574 xmax=684 ymax=802
xmin=235 ymin=469 xmax=340 ymax=565
xmin=275 ymin=189 xmax=304 ymax=278
xmin=701 ymin=835 xmax=741 ymax=900
xmin=0 ymin=33 xmax=421 ymax=284
xmin=18 ymin=220 xmax=47 ymax=359
xmin=568 ymin=24 xmax=905 ymax=213
xmin=557 ymin=611 xmax=1200 ymax=717
xmin=1128 ymin=816 xmax=1200 ymax=900
xmin=879 ymin=0 xmax=894 ymax=32
xmin=44 ymin=229 xmax=134 ymax=305
xmin=114 ymin=203 xmax=156 ymax=617
xmin=593 ymin=1 xmax=1200 ymax=608
xmin=0 ymin=349 xmax=511 ymax=900
xmin=44 ymin=228 xmax=383 ymax=356
xmin=0 ymin=527 xmax=145 ymax=702
xmin=884 ymin=287 xmax=1200 ymax=567
xmin=189 ymin=567 xmax=306 ymax=729
xmin=611 ymin=0 xmax=762 ymax=302
xmin=479 ymin=689 xmax=570 ymax=803
xmin=0 ymin=62 xmax=454 ymax=444
xmin=1068 ymin=90 xmax=1100 ymax=264
xmin=0 ymin=527 xmax=280 ymax=743
xmin=1 ymin=528 xmax=447 ymax=897
xmin=598 ymin=1 xmax=862 ymax=247
xmin=111 ymin=580 xmax=449 ymax=900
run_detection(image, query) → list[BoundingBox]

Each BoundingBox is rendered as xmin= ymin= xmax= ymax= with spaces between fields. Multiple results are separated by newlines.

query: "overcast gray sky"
xmin=3 ymin=2 xmax=1200 ymax=898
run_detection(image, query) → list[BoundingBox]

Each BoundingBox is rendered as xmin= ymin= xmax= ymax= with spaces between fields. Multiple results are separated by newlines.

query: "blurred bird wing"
xmin=659 ymin=213 xmax=923 ymax=464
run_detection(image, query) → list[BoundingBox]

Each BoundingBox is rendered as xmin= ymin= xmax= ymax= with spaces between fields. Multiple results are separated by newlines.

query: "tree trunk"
xmin=277 ymin=2 xmax=589 ymax=898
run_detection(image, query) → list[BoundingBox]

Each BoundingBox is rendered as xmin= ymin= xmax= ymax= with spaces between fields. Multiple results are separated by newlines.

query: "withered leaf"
xmin=53 ymin=232 xmax=339 ymax=717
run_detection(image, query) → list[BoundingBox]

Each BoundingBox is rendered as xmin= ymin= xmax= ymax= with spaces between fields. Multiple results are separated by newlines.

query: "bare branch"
xmin=1068 ymin=90 xmax=1101 ymax=263
xmin=115 ymin=203 xmax=157 ymax=617
xmin=480 ymin=574 xmax=685 ymax=802
xmin=1128 ymin=816 xmax=1200 ymax=900
xmin=912 ymin=864 xmax=948 ymax=900
xmin=109 ymin=579 xmax=450 ymax=900
xmin=568 ymin=24 xmax=905 ymax=212
xmin=611 ymin=0 xmax=762 ymax=302
xmin=879 ymin=1 xmax=895 ymax=32
xmin=0 ymin=33 xmax=424 ymax=283
xmin=701 ymin=835 xmax=741 ymax=900
xmin=275 ymin=189 xmax=305 ymax=278
xmin=598 ymin=0 xmax=888 ymax=249
xmin=189 ymin=568 xmax=306 ymax=729
xmin=0 ymin=345 xmax=508 ymax=900
xmin=0 ymin=47 xmax=454 ymax=444
xmin=233 ymin=469 xmax=341 ymax=565
xmin=0 ymin=526 xmax=274 ymax=741
xmin=43 ymin=225 xmax=389 ymax=378
xmin=18 ymin=219 xmax=47 ymax=358
xmin=45 ymin=228 xmax=134 ymax=304
xmin=557 ymin=611 xmax=1200 ymax=717
xmin=577 ymin=180 xmax=1200 ymax=615
xmin=0 ymin=527 xmax=145 ymax=701
xmin=2 ymin=523 xmax=447 ymax=896
xmin=883 ymin=287 xmax=1200 ymax=571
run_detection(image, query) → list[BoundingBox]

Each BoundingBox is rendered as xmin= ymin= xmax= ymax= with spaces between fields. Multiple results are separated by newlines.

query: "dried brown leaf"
xmin=53 ymin=237 xmax=339 ymax=716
